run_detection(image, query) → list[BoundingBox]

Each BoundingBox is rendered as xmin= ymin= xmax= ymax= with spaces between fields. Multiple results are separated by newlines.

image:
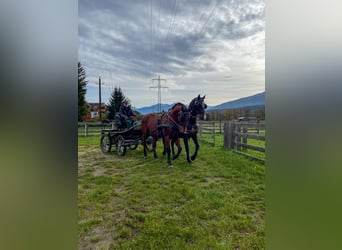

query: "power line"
xmin=174 ymin=0 xmax=222 ymax=82
xmin=150 ymin=0 xmax=221 ymax=85
xmin=198 ymin=0 xmax=221 ymax=37
xmin=156 ymin=0 xmax=162 ymax=73
xmin=165 ymin=0 xmax=177 ymax=43
xmin=150 ymin=0 xmax=153 ymax=77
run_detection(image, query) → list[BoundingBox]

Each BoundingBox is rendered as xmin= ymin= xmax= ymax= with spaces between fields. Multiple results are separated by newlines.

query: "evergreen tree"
xmin=78 ymin=62 xmax=88 ymax=121
xmin=107 ymin=86 xmax=125 ymax=120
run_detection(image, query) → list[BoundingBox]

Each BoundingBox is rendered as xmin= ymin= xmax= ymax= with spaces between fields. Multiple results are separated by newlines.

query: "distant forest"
xmin=205 ymin=105 xmax=265 ymax=121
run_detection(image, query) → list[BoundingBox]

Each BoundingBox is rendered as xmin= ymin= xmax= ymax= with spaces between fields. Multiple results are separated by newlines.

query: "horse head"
xmin=189 ymin=95 xmax=207 ymax=120
xmin=169 ymin=103 xmax=190 ymax=134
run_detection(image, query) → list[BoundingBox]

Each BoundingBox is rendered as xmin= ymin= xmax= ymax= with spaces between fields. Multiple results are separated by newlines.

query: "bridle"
xmin=190 ymin=99 xmax=206 ymax=118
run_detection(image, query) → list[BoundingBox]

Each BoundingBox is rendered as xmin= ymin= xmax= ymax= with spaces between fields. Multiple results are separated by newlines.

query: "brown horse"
xmin=141 ymin=103 xmax=190 ymax=167
xmin=171 ymin=95 xmax=207 ymax=163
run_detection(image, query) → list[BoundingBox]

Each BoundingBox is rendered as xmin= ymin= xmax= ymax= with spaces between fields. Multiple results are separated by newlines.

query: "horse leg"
xmin=183 ymin=136 xmax=192 ymax=164
xmin=190 ymin=134 xmax=200 ymax=161
xmin=171 ymin=137 xmax=177 ymax=157
xmin=171 ymin=136 xmax=182 ymax=160
xmin=142 ymin=133 xmax=147 ymax=159
xmin=162 ymin=137 xmax=166 ymax=155
xmin=164 ymin=137 xmax=172 ymax=167
xmin=152 ymin=137 xmax=158 ymax=159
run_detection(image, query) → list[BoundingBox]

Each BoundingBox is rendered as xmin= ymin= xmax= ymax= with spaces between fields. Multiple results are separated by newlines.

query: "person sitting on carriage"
xmin=119 ymin=100 xmax=135 ymax=129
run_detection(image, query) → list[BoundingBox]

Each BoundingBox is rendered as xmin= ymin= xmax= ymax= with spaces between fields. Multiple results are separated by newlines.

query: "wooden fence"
xmin=79 ymin=121 xmax=218 ymax=147
xmin=223 ymin=121 xmax=265 ymax=162
xmin=197 ymin=121 xmax=216 ymax=146
xmin=78 ymin=122 xmax=113 ymax=137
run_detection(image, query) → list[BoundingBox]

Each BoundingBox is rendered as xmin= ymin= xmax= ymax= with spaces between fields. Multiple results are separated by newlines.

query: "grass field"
xmin=78 ymin=134 xmax=265 ymax=249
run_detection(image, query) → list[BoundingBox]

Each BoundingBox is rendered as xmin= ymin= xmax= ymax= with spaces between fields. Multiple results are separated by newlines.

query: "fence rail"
xmin=197 ymin=121 xmax=216 ymax=146
xmin=78 ymin=122 xmax=113 ymax=137
xmin=223 ymin=121 xmax=265 ymax=162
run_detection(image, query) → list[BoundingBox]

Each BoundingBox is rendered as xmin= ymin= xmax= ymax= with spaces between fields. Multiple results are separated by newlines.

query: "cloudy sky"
xmin=79 ymin=0 xmax=265 ymax=108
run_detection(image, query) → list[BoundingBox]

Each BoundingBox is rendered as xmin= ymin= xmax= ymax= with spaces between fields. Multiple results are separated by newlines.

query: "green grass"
xmin=78 ymin=134 xmax=265 ymax=249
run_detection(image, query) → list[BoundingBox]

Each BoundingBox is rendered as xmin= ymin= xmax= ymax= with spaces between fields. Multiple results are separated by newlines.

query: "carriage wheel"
xmin=116 ymin=135 xmax=126 ymax=156
xmin=129 ymin=144 xmax=138 ymax=150
xmin=100 ymin=134 xmax=112 ymax=153
xmin=146 ymin=136 xmax=154 ymax=152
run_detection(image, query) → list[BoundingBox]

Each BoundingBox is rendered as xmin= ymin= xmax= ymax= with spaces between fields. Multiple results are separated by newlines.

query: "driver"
xmin=119 ymin=100 xmax=135 ymax=128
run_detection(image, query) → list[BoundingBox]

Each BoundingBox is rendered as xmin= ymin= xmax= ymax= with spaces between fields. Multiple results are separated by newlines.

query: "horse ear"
xmin=203 ymin=95 xmax=205 ymax=99
xmin=197 ymin=94 xmax=200 ymax=100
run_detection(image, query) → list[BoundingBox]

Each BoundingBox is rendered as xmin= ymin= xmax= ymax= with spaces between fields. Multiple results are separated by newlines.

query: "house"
xmin=87 ymin=102 xmax=108 ymax=119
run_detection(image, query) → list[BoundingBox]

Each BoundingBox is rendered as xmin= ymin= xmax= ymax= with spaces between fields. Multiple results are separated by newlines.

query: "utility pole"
xmin=98 ymin=76 xmax=102 ymax=121
xmin=150 ymin=75 xmax=168 ymax=113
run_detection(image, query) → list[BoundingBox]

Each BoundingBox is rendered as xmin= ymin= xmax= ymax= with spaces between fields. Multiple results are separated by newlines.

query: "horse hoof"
xmin=172 ymin=156 xmax=178 ymax=160
xmin=190 ymin=156 xmax=196 ymax=161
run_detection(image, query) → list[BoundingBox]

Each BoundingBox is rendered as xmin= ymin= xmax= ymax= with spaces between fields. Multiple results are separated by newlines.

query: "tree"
xmin=107 ymin=86 xmax=125 ymax=120
xmin=78 ymin=62 xmax=88 ymax=121
xmin=243 ymin=107 xmax=251 ymax=117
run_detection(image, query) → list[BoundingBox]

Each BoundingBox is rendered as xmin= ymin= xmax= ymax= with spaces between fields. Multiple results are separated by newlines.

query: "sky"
xmin=79 ymin=0 xmax=265 ymax=108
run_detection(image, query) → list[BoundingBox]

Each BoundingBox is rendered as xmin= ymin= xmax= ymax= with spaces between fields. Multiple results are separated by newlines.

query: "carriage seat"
xmin=114 ymin=113 xmax=126 ymax=129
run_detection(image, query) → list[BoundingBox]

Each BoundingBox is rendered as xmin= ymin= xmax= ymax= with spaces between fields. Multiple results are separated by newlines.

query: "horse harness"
xmin=151 ymin=111 xmax=187 ymax=137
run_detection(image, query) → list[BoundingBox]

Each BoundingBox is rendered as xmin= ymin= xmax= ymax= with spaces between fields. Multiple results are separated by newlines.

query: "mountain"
xmin=136 ymin=103 xmax=173 ymax=115
xmin=208 ymin=92 xmax=265 ymax=110
xmin=136 ymin=92 xmax=265 ymax=114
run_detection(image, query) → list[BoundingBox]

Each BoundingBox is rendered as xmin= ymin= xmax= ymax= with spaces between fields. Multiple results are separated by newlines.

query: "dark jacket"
xmin=119 ymin=105 xmax=134 ymax=119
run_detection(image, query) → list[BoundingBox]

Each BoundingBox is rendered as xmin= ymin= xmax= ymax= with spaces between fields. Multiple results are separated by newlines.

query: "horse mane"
xmin=170 ymin=102 xmax=186 ymax=110
xmin=188 ymin=98 xmax=196 ymax=110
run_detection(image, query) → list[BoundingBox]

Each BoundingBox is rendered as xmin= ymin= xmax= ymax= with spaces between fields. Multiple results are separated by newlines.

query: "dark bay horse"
xmin=141 ymin=103 xmax=189 ymax=167
xmin=171 ymin=95 xmax=207 ymax=163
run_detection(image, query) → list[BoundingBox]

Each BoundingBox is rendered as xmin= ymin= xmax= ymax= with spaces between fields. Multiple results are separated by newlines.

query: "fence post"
xmin=236 ymin=123 xmax=241 ymax=151
xmin=84 ymin=122 xmax=88 ymax=137
xmin=223 ymin=122 xmax=233 ymax=148
xmin=212 ymin=121 xmax=216 ymax=146
xmin=242 ymin=126 xmax=247 ymax=151
xmin=219 ymin=120 xmax=222 ymax=134
xmin=232 ymin=122 xmax=236 ymax=150
xmin=223 ymin=122 xmax=229 ymax=148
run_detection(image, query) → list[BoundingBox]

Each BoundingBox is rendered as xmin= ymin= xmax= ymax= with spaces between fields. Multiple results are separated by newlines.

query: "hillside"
xmin=135 ymin=104 xmax=173 ymax=115
xmin=136 ymin=92 xmax=265 ymax=114
xmin=208 ymin=92 xmax=265 ymax=110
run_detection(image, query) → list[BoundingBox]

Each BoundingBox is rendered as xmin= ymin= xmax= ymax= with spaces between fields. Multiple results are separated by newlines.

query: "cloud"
xmin=79 ymin=0 xmax=265 ymax=107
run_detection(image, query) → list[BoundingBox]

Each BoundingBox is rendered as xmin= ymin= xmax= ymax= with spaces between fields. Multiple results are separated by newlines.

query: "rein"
xmin=165 ymin=112 xmax=184 ymax=131
xmin=150 ymin=110 xmax=185 ymax=134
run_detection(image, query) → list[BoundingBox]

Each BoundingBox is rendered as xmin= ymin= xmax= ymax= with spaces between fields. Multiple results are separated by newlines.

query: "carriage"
xmin=100 ymin=118 xmax=153 ymax=156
